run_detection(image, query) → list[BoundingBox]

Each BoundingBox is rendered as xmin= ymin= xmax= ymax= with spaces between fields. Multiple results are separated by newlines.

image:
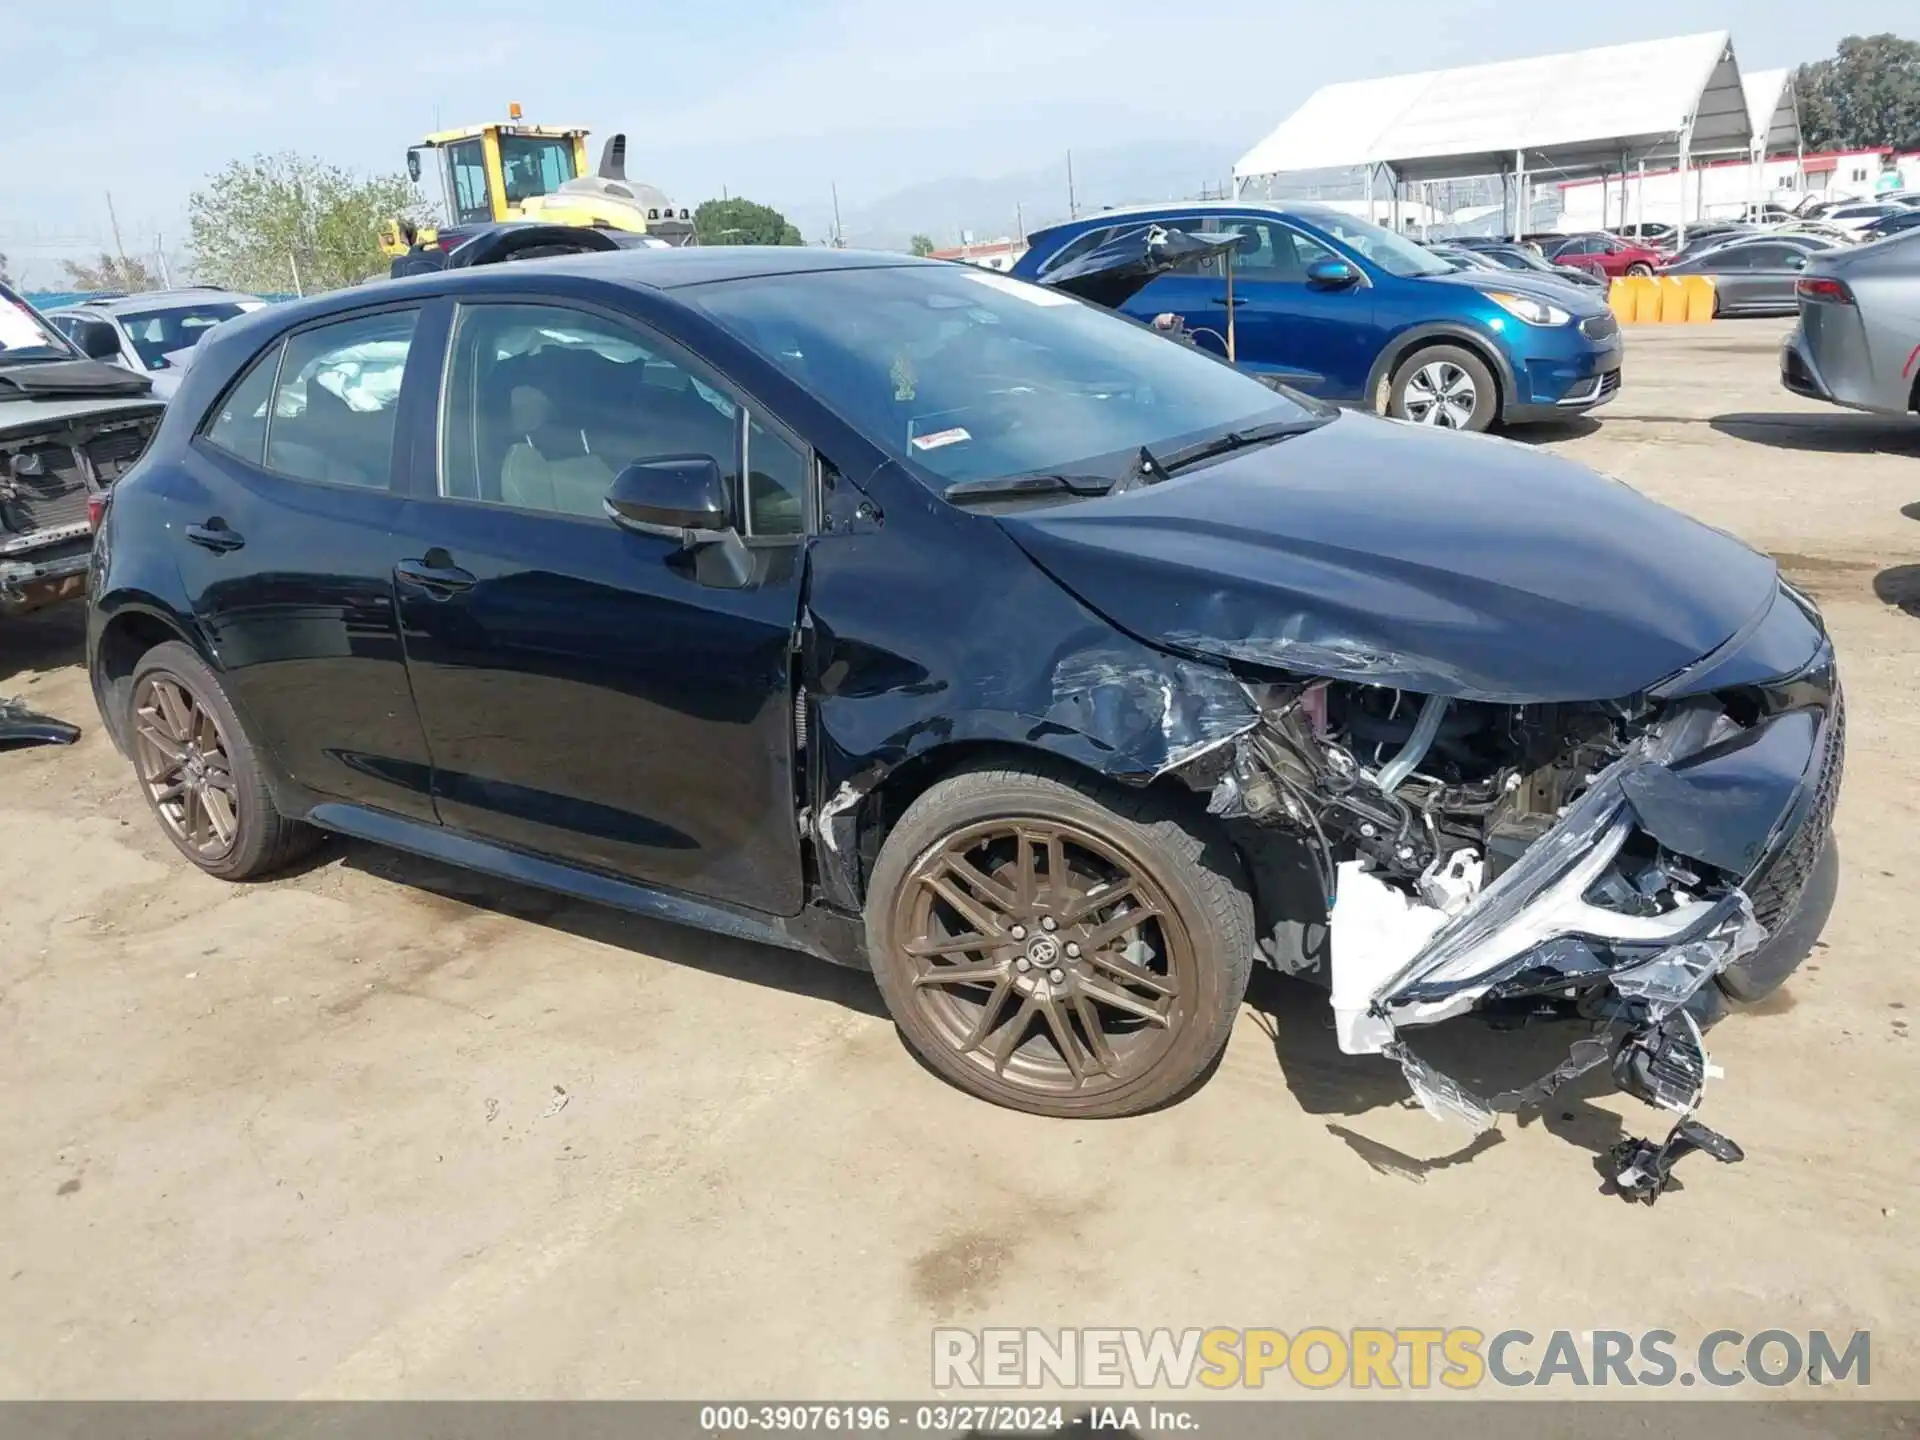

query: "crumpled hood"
xmin=998 ymin=412 xmax=1779 ymax=703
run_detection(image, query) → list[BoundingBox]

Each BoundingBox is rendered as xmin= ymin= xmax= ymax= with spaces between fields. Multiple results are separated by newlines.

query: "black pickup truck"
xmin=2 ymin=283 xmax=164 ymax=619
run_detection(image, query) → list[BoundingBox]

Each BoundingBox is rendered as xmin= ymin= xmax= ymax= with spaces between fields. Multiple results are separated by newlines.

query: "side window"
xmin=1213 ymin=221 xmax=1297 ymax=281
xmin=1711 ymin=247 xmax=1756 ymax=270
xmin=439 ymin=303 xmax=749 ymax=523
xmin=745 ymin=415 xmax=807 ymax=537
xmin=200 ymin=342 xmax=284 ymax=467
xmin=445 ymin=140 xmax=492 ymax=226
xmin=1036 ymin=226 xmax=1117 ymax=275
xmin=264 ymin=309 xmax=417 ymax=489
xmin=1286 ymin=226 xmax=1338 ymax=270
xmin=1163 ymin=215 xmax=1224 ymax=277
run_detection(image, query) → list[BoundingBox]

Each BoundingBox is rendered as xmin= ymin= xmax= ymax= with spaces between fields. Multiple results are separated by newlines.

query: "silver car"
xmin=46 ymin=288 xmax=265 ymax=400
xmin=1781 ymin=230 xmax=1920 ymax=418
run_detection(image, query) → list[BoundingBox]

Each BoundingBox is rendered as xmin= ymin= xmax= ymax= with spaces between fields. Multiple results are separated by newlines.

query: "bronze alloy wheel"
xmin=889 ymin=816 xmax=1197 ymax=1100
xmin=132 ymin=673 xmax=240 ymax=862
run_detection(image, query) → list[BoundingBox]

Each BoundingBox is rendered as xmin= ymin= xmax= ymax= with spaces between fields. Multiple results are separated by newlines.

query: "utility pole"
xmin=831 ymin=182 xmax=844 ymax=248
xmin=1066 ymin=150 xmax=1078 ymax=220
xmin=155 ymin=233 xmax=172 ymax=288
xmin=105 ymin=190 xmax=129 ymax=270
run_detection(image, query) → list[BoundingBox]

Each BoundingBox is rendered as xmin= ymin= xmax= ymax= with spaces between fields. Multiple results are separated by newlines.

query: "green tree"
xmin=188 ymin=152 xmax=424 ymax=294
xmin=693 ymin=197 xmax=804 ymax=246
xmin=60 ymin=254 xmax=161 ymax=292
xmin=909 ymin=234 xmax=937 ymax=257
xmin=0 ymin=251 xmax=12 ymax=287
xmin=1796 ymin=34 xmax=1920 ymax=152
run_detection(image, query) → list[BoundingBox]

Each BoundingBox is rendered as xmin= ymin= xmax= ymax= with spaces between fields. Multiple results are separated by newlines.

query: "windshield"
xmin=1300 ymin=211 xmax=1455 ymax=278
xmin=0 ymin=286 xmax=78 ymax=363
xmin=500 ymin=135 xmax=579 ymax=206
xmin=684 ymin=265 xmax=1322 ymax=489
xmin=117 ymin=303 xmax=249 ymax=370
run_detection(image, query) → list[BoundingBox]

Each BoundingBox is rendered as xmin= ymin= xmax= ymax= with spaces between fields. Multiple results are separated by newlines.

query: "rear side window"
xmin=201 ymin=344 xmax=284 ymax=466
xmin=1036 ymin=226 xmax=1117 ymax=275
xmin=263 ymin=310 xmax=418 ymax=489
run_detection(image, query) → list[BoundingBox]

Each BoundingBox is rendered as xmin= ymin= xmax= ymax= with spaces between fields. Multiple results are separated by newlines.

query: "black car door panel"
xmin=176 ymin=306 xmax=439 ymax=821
xmin=394 ymin=299 xmax=807 ymax=914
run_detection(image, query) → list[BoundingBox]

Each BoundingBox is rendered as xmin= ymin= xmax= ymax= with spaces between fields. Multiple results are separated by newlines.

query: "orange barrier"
xmin=1609 ymin=274 xmax=1717 ymax=323
xmin=1657 ymin=276 xmax=1689 ymax=323
xmin=1609 ymin=277 xmax=1638 ymax=325
xmin=1681 ymin=275 xmax=1717 ymax=322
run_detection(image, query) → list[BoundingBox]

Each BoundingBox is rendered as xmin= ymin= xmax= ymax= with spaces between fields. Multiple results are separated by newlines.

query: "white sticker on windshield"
xmin=910 ymin=427 xmax=972 ymax=451
xmin=0 ymin=302 xmax=50 ymax=352
xmin=961 ymin=269 xmax=1074 ymax=306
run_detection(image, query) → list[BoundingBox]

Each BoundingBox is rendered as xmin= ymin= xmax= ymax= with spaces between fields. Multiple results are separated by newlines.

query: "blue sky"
xmin=5 ymin=0 xmax=1911 ymax=283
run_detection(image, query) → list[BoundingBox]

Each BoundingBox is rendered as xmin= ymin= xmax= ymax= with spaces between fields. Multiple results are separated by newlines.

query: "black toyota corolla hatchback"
xmin=87 ymin=248 xmax=1841 ymax=1180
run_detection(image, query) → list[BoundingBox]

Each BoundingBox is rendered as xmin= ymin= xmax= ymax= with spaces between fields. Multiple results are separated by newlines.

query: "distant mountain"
xmin=785 ymin=140 xmax=1242 ymax=251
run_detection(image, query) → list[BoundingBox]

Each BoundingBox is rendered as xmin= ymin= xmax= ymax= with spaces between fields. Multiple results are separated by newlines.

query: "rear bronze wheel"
xmin=867 ymin=764 xmax=1254 ymax=1117
xmin=126 ymin=642 xmax=319 ymax=880
xmin=133 ymin=673 xmax=240 ymax=863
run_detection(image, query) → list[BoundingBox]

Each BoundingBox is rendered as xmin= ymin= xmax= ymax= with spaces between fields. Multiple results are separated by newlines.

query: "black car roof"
xmin=201 ymin=247 xmax=935 ymax=357
xmin=475 ymin=245 xmax=926 ymax=290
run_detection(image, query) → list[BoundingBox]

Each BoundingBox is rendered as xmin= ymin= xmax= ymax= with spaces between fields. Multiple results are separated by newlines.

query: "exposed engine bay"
xmin=1179 ymin=669 xmax=1841 ymax=1204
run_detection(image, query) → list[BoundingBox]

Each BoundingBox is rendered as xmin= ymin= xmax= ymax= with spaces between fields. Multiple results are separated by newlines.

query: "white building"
xmin=930 ymin=238 xmax=1027 ymax=272
xmin=1558 ymin=147 xmax=1920 ymax=229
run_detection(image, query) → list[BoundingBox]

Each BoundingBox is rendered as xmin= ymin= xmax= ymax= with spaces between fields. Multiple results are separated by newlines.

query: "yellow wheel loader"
xmin=380 ymin=109 xmax=694 ymax=261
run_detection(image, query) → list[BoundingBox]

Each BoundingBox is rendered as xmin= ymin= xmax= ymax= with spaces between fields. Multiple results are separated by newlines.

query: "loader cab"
xmin=407 ymin=123 xmax=591 ymax=228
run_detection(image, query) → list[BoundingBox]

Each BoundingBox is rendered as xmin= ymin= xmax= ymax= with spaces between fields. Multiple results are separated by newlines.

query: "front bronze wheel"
xmin=867 ymin=764 xmax=1254 ymax=1117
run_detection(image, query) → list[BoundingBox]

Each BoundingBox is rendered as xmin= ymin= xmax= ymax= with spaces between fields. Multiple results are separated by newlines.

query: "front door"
xmin=393 ymin=299 xmax=810 ymax=914
xmin=174 ymin=305 xmax=440 ymax=821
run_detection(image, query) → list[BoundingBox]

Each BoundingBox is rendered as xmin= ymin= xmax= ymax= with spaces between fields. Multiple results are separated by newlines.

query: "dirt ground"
xmin=1 ymin=320 xmax=1915 ymax=1401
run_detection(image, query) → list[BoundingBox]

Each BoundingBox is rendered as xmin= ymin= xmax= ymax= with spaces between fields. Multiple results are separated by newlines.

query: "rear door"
xmin=174 ymin=305 xmax=440 ymax=821
xmin=1111 ymin=213 xmax=1227 ymax=355
xmin=1737 ymin=243 xmax=1812 ymax=311
xmin=392 ymin=298 xmax=809 ymax=913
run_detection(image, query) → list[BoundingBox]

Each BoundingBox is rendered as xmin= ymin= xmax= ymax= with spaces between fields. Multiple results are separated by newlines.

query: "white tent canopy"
xmin=1234 ymin=31 xmax=1753 ymax=188
xmin=1742 ymin=67 xmax=1802 ymax=156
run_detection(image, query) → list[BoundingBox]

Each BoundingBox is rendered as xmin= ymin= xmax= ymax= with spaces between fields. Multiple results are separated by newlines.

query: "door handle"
xmin=1213 ymin=296 xmax=1248 ymax=306
xmin=395 ymin=555 xmax=477 ymax=596
xmin=185 ymin=519 xmax=245 ymax=553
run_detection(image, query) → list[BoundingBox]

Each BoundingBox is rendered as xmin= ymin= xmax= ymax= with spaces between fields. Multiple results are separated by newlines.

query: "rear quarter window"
xmin=200 ymin=344 xmax=284 ymax=467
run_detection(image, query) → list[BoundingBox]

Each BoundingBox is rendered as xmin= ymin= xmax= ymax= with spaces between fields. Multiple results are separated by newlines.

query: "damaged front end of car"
xmin=1170 ymin=607 xmax=1843 ymax=1203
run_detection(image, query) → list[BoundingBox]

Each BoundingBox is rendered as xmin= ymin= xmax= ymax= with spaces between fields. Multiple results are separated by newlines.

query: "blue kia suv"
xmin=1012 ymin=202 xmax=1623 ymax=432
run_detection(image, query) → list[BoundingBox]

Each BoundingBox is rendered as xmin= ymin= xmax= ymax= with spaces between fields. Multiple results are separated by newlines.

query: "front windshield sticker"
xmin=910 ymin=426 xmax=972 ymax=451
xmin=962 ymin=269 xmax=1075 ymax=306
xmin=0 ymin=302 xmax=52 ymax=352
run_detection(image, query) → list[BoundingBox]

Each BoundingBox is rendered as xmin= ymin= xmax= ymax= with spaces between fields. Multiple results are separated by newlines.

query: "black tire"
xmin=1626 ymin=262 xmax=1655 ymax=278
xmin=865 ymin=761 xmax=1255 ymax=1118
xmin=1387 ymin=344 xmax=1499 ymax=432
xmin=126 ymin=641 xmax=320 ymax=880
xmin=1716 ymin=836 xmax=1839 ymax=1002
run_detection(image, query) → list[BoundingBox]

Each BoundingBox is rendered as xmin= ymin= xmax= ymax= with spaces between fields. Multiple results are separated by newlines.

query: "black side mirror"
xmin=607 ymin=455 xmax=760 ymax=588
xmin=407 ymin=149 xmax=423 ymax=183
xmin=605 ymin=454 xmax=730 ymax=539
xmin=1305 ymin=258 xmax=1360 ymax=291
xmin=77 ymin=320 xmax=122 ymax=362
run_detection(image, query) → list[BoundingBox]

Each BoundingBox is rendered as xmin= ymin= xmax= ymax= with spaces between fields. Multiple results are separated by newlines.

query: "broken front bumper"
xmin=1350 ymin=691 xmax=1843 ymax=1051
xmin=1332 ymin=674 xmax=1842 ymax=1201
